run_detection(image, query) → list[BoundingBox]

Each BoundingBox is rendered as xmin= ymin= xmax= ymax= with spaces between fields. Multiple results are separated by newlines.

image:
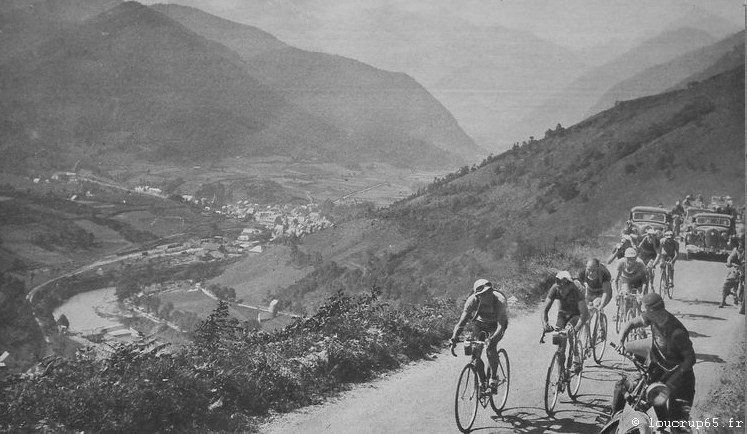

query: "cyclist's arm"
xmin=665 ymin=330 xmax=696 ymax=389
xmin=726 ymin=248 xmax=739 ymax=267
xmin=451 ymin=298 xmax=476 ymax=341
xmin=601 ymin=280 xmax=612 ymax=308
xmin=576 ymin=299 xmax=589 ymax=330
xmin=490 ymin=302 xmax=509 ymax=343
xmin=540 ymin=296 xmax=554 ymax=329
xmin=618 ymin=315 xmax=646 ymax=346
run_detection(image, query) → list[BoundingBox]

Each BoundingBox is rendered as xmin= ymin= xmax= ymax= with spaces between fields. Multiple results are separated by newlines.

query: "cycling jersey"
xmin=616 ymin=258 xmax=647 ymax=285
xmin=660 ymin=238 xmax=679 ymax=258
xmin=546 ymin=281 xmax=585 ymax=317
xmin=638 ymin=236 xmax=659 ymax=256
xmin=461 ymin=291 xmax=508 ymax=326
xmin=578 ymin=265 xmax=611 ymax=292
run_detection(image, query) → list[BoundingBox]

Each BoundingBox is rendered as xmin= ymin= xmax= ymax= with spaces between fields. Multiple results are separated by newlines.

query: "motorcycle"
xmin=598 ymin=343 xmax=684 ymax=434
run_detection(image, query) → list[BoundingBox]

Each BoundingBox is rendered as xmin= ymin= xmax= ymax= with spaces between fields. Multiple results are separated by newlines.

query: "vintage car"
xmin=628 ymin=206 xmax=671 ymax=237
xmin=684 ymin=212 xmax=735 ymax=259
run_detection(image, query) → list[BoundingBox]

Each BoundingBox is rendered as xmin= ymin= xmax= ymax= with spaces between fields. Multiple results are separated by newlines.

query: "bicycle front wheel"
xmin=666 ymin=266 xmax=674 ymax=299
xmin=568 ymin=335 xmax=584 ymax=400
xmin=592 ymin=313 xmax=608 ymax=364
xmin=544 ymin=352 xmax=562 ymax=416
xmin=658 ymin=269 xmax=667 ymax=297
xmin=488 ymin=349 xmax=510 ymax=414
xmin=455 ymin=364 xmax=479 ymax=433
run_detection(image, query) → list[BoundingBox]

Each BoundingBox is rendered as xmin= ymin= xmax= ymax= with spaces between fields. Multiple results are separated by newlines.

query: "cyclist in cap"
xmin=616 ymin=293 xmax=695 ymax=432
xmin=637 ymin=229 xmax=660 ymax=293
xmin=541 ymin=271 xmax=589 ymax=373
xmin=615 ymin=247 xmax=647 ymax=295
xmin=450 ymin=279 xmax=509 ymax=391
xmin=654 ymin=230 xmax=679 ymax=290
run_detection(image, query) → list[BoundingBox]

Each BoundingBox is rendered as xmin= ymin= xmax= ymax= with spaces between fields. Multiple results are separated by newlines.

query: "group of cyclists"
xmin=447 ymin=214 xmax=745 ymax=432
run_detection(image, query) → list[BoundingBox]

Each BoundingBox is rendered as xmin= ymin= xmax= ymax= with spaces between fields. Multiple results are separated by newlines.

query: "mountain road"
xmin=260 ymin=259 xmax=744 ymax=434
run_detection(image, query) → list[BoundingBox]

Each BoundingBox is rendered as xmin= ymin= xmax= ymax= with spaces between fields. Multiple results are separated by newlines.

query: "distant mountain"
xmin=287 ymin=65 xmax=744 ymax=305
xmin=661 ymin=7 xmax=743 ymax=40
xmin=152 ymin=4 xmax=483 ymax=164
xmin=0 ymin=1 xmax=478 ymax=173
xmin=588 ymin=31 xmax=745 ymax=116
xmin=163 ymin=1 xmax=588 ymax=151
xmin=509 ymin=27 xmax=721 ymax=143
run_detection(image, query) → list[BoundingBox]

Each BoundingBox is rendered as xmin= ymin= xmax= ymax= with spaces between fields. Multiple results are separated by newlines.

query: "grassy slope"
xmin=282 ymin=66 xmax=744 ymax=311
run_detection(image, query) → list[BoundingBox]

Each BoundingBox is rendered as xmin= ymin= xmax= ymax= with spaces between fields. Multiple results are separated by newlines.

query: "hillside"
xmin=509 ymin=27 xmax=721 ymax=143
xmin=588 ymin=31 xmax=745 ymax=116
xmin=152 ymin=4 xmax=483 ymax=165
xmin=277 ymin=65 xmax=744 ymax=310
xmin=0 ymin=1 xmax=478 ymax=173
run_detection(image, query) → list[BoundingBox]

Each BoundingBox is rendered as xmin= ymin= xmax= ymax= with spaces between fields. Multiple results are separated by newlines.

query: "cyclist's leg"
xmin=483 ymin=324 xmax=500 ymax=382
xmin=721 ymin=279 xmax=738 ymax=307
xmin=567 ymin=315 xmax=582 ymax=370
xmin=622 ymin=336 xmax=651 ymax=362
xmin=469 ymin=323 xmax=486 ymax=382
xmin=555 ymin=313 xmax=571 ymax=367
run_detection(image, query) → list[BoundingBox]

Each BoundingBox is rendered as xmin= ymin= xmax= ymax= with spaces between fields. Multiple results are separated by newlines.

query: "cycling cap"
xmin=624 ymin=247 xmax=637 ymax=258
xmin=664 ymin=231 xmax=673 ymax=238
xmin=555 ymin=271 xmax=572 ymax=282
xmin=642 ymin=293 xmax=665 ymax=311
xmin=473 ymin=278 xmax=492 ymax=294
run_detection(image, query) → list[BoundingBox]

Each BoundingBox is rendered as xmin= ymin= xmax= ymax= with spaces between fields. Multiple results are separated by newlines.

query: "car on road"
xmin=628 ymin=206 xmax=671 ymax=237
xmin=684 ymin=212 xmax=735 ymax=259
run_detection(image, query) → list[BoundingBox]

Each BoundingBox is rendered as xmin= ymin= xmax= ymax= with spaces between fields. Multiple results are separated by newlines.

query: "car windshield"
xmin=695 ymin=216 xmax=731 ymax=227
xmin=632 ymin=212 xmax=667 ymax=223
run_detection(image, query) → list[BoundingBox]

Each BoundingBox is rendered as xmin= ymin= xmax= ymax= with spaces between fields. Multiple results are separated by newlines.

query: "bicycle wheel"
xmin=658 ymin=269 xmax=667 ymax=297
xmin=592 ymin=313 xmax=608 ymax=364
xmin=615 ymin=297 xmax=624 ymax=333
xmin=488 ymin=349 xmax=510 ymax=413
xmin=544 ymin=352 xmax=562 ymax=416
xmin=666 ymin=265 xmax=674 ymax=299
xmin=454 ymin=364 xmax=479 ymax=433
xmin=567 ymin=334 xmax=584 ymax=400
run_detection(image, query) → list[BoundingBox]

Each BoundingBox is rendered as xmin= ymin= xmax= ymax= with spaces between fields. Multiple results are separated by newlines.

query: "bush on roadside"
xmin=0 ymin=290 xmax=458 ymax=433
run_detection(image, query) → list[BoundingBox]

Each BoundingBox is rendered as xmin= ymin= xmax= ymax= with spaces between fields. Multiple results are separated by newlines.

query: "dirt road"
xmin=260 ymin=259 xmax=744 ymax=434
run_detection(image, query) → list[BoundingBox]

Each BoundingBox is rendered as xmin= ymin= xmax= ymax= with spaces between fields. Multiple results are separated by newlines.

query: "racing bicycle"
xmin=658 ymin=259 xmax=674 ymax=299
xmin=450 ymin=334 xmax=510 ymax=432
xmin=540 ymin=326 xmax=584 ymax=416
xmin=583 ymin=301 xmax=608 ymax=364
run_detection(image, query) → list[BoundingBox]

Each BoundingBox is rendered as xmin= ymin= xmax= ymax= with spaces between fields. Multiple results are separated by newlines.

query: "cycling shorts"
xmin=555 ymin=312 xmax=580 ymax=329
xmin=470 ymin=320 xmax=497 ymax=340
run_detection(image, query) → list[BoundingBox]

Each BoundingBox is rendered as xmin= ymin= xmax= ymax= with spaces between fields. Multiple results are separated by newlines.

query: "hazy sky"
xmin=142 ymin=0 xmax=744 ymax=50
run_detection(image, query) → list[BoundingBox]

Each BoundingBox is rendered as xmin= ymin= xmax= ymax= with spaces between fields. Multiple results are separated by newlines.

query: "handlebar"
xmin=539 ymin=326 xmax=567 ymax=344
xmin=450 ymin=338 xmax=488 ymax=357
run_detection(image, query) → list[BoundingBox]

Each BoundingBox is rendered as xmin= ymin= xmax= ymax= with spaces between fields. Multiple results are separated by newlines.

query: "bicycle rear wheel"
xmin=544 ymin=352 xmax=562 ymax=416
xmin=592 ymin=313 xmax=608 ymax=364
xmin=568 ymin=335 xmax=584 ymax=400
xmin=488 ymin=349 xmax=510 ymax=413
xmin=455 ymin=364 xmax=479 ymax=433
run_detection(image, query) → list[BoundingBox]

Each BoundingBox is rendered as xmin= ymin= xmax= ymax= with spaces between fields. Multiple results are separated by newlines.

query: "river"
xmin=52 ymin=287 xmax=126 ymax=333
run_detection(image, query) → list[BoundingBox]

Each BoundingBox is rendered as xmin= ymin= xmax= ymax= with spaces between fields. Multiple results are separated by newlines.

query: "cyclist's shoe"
xmin=571 ymin=361 xmax=583 ymax=374
xmin=489 ymin=378 xmax=499 ymax=393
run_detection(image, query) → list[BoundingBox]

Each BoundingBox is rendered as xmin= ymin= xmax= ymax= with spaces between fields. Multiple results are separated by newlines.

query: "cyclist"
xmin=540 ymin=271 xmax=589 ymax=373
xmin=654 ymin=230 xmax=679 ymax=290
xmin=607 ymin=235 xmax=635 ymax=265
xmin=578 ymin=258 xmax=612 ymax=309
xmin=637 ymin=229 xmax=660 ymax=293
xmin=616 ymin=293 xmax=695 ymax=433
xmin=682 ymin=195 xmax=693 ymax=208
xmin=720 ymin=236 xmax=745 ymax=308
xmin=450 ymin=279 xmax=509 ymax=391
xmin=615 ymin=247 xmax=647 ymax=294
xmin=671 ymin=201 xmax=684 ymax=236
